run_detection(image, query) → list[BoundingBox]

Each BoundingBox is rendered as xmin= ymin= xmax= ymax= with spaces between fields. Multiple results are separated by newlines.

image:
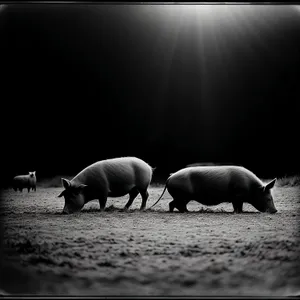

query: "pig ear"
xmin=57 ymin=190 xmax=65 ymax=198
xmin=264 ymin=178 xmax=276 ymax=191
xmin=61 ymin=178 xmax=71 ymax=189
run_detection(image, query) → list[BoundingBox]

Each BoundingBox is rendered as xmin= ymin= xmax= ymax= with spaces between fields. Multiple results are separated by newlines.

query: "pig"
xmin=149 ymin=165 xmax=277 ymax=214
xmin=12 ymin=171 xmax=37 ymax=192
xmin=58 ymin=157 xmax=154 ymax=214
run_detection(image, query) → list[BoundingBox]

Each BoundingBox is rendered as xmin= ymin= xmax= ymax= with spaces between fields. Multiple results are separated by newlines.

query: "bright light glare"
xmin=142 ymin=4 xmax=240 ymax=24
xmin=135 ymin=4 xmax=297 ymax=128
xmin=170 ymin=4 xmax=214 ymax=16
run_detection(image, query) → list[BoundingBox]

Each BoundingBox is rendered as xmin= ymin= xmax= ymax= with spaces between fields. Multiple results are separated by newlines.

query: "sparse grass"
xmin=37 ymin=175 xmax=73 ymax=188
xmin=150 ymin=182 xmax=165 ymax=188
xmin=81 ymin=205 xmax=125 ymax=213
xmin=275 ymin=175 xmax=300 ymax=187
xmin=197 ymin=207 xmax=227 ymax=213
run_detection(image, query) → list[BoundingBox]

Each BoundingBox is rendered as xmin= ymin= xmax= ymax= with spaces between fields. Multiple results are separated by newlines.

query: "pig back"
xmin=71 ymin=157 xmax=151 ymax=193
xmin=189 ymin=166 xmax=232 ymax=196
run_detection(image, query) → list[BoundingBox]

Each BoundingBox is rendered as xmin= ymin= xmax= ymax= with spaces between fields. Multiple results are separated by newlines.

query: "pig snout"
xmin=267 ymin=208 xmax=277 ymax=214
xmin=267 ymin=200 xmax=277 ymax=214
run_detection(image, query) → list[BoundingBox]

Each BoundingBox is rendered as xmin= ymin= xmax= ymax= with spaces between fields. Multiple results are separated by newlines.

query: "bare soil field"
xmin=0 ymin=184 xmax=300 ymax=296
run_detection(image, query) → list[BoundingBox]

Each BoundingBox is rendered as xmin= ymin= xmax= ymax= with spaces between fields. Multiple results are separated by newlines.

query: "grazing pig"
xmin=150 ymin=165 xmax=277 ymax=214
xmin=58 ymin=157 xmax=154 ymax=214
xmin=12 ymin=171 xmax=37 ymax=192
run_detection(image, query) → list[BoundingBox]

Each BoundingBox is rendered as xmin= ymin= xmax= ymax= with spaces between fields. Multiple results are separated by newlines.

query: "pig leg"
xmin=177 ymin=201 xmax=188 ymax=213
xmin=232 ymin=200 xmax=243 ymax=213
xmin=124 ymin=187 xmax=139 ymax=210
xmin=27 ymin=187 xmax=30 ymax=193
xmin=231 ymin=187 xmax=245 ymax=213
xmin=169 ymin=199 xmax=188 ymax=213
xmin=99 ymin=197 xmax=108 ymax=212
xmin=169 ymin=200 xmax=176 ymax=212
xmin=139 ymin=189 xmax=149 ymax=211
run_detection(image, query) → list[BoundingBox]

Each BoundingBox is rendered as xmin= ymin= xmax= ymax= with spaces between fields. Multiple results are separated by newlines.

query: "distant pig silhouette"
xmin=12 ymin=171 xmax=37 ymax=192
xmin=150 ymin=165 xmax=277 ymax=214
xmin=58 ymin=157 xmax=154 ymax=214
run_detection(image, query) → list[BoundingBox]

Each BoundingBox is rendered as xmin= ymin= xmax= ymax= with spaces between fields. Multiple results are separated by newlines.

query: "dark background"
xmin=1 ymin=3 xmax=300 ymax=187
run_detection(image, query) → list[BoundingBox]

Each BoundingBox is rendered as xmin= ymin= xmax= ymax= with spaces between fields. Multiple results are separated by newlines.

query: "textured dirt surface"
xmin=0 ymin=185 xmax=300 ymax=296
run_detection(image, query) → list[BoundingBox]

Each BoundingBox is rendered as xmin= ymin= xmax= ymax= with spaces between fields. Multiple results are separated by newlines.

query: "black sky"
xmin=1 ymin=4 xmax=300 ymax=186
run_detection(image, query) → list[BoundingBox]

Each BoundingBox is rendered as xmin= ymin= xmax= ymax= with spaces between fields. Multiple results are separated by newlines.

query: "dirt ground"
xmin=0 ymin=184 xmax=300 ymax=296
